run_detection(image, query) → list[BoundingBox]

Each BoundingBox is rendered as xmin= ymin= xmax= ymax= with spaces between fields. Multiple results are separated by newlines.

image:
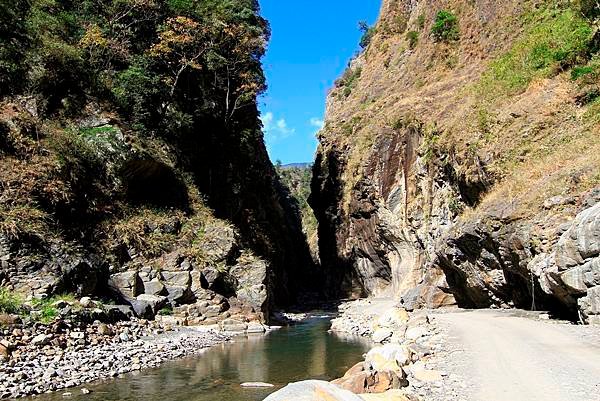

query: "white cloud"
xmin=309 ymin=117 xmax=324 ymax=129
xmin=260 ymin=111 xmax=295 ymax=141
xmin=260 ymin=111 xmax=274 ymax=128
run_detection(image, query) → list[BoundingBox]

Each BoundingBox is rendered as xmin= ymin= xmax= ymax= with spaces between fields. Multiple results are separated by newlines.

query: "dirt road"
xmin=434 ymin=310 xmax=600 ymax=401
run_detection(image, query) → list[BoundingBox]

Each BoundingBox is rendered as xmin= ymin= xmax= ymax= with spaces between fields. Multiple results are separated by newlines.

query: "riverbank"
xmin=4 ymin=312 xmax=369 ymax=401
xmin=266 ymin=299 xmax=456 ymax=401
xmin=331 ymin=299 xmax=456 ymax=401
xmin=0 ymin=317 xmax=234 ymax=399
xmin=267 ymin=300 xmax=600 ymax=401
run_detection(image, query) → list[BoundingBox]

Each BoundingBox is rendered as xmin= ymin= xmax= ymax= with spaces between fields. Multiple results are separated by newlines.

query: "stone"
xmin=143 ymin=279 xmax=166 ymax=296
xmin=240 ymin=382 xmax=274 ymax=388
xmin=366 ymin=344 xmax=411 ymax=372
xmin=263 ymin=380 xmax=364 ymax=401
xmin=405 ymin=326 xmax=429 ymax=341
xmin=246 ymin=321 xmax=266 ymax=333
xmin=79 ymin=297 xmax=93 ymax=308
xmin=31 ymin=334 xmax=51 ymax=346
xmin=108 ymin=271 xmax=142 ymax=300
xmin=359 ymin=390 xmax=409 ymax=401
xmin=372 ymin=329 xmax=393 ymax=344
xmin=200 ymin=267 xmax=222 ymax=290
xmin=376 ymin=308 xmax=409 ymax=328
xmin=0 ymin=342 xmax=10 ymax=359
xmin=103 ymin=305 xmax=135 ymax=321
xmin=161 ymin=271 xmax=191 ymax=287
xmin=561 ymin=266 xmax=591 ymax=293
xmin=536 ymin=202 xmax=600 ymax=321
xmin=579 ymin=286 xmax=600 ymax=323
xmin=196 ymin=223 xmax=238 ymax=264
xmin=333 ymin=359 xmax=408 ymax=393
xmin=55 ymin=260 xmax=104 ymax=297
xmin=97 ymin=324 xmax=113 ymax=336
xmin=230 ymin=257 xmax=268 ymax=315
xmin=220 ymin=318 xmax=248 ymax=332
xmin=0 ymin=313 xmax=20 ymax=326
xmin=165 ymin=285 xmax=195 ymax=305
xmin=204 ymin=304 xmax=225 ymax=318
xmin=412 ymin=368 xmax=443 ymax=382
xmin=131 ymin=294 xmax=167 ymax=319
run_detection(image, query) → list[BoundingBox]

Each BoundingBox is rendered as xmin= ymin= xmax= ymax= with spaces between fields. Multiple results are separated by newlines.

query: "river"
xmin=27 ymin=313 xmax=369 ymax=401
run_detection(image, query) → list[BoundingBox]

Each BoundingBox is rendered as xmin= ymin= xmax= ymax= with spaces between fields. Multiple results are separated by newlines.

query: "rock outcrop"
xmin=311 ymin=0 xmax=600 ymax=321
xmin=533 ymin=202 xmax=600 ymax=324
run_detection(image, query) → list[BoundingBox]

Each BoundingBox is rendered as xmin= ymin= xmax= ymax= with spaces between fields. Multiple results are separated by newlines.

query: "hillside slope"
xmin=311 ymin=0 xmax=600 ymax=322
xmin=0 ymin=0 xmax=313 ymax=322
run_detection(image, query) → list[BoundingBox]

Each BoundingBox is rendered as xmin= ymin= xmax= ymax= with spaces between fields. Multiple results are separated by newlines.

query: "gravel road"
xmin=434 ymin=309 xmax=600 ymax=401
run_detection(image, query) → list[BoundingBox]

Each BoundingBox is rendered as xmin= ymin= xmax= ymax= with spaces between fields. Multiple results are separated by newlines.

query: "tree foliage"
xmin=431 ymin=10 xmax=459 ymax=42
xmin=359 ymin=20 xmax=377 ymax=49
xmin=1 ymin=0 xmax=270 ymax=133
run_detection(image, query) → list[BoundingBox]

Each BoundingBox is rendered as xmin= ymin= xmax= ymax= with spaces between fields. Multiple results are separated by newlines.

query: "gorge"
xmin=1 ymin=0 xmax=600 ymax=400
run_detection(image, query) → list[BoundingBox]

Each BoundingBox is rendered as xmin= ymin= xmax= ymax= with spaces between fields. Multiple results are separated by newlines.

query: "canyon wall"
xmin=0 ymin=0 xmax=313 ymax=322
xmin=311 ymin=0 xmax=600 ymax=322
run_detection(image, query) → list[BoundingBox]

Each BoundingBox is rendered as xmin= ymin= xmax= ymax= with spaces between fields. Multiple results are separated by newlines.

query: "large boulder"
xmin=366 ymin=344 xmax=411 ymax=372
xmin=103 ymin=305 xmax=135 ymax=321
xmin=230 ymin=257 xmax=269 ymax=316
xmin=197 ymin=223 xmax=239 ymax=264
xmin=108 ymin=271 xmax=142 ymax=300
xmin=142 ymin=279 xmax=166 ymax=296
xmin=55 ymin=259 xmax=106 ymax=297
xmin=131 ymin=294 xmax=167 ymax=319
xmin=332 ymin=362 xmax=407 ymax=394
xmin=161 ymin=271 xmax=191 ymax=287
xmin=534 ymin=202 xmax=600 ymax=323
xmin=219 ymin=318 xmax=248 ymax=332
xmin=263 ymin=380 xmax=364 ymax=401
xmin=165 ymin=285 xmax=195 ymax=305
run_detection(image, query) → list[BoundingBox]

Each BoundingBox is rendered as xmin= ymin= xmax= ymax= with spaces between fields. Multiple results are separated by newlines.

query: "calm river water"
xmin=27 ymin=314 xmax=369 ymax=401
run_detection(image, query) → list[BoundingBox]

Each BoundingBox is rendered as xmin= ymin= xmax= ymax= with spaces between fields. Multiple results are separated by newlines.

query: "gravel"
xmin=0 ymin=319 xmax=230 ymax=399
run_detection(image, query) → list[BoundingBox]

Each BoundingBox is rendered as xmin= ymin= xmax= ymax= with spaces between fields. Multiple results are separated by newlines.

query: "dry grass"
xmin=318 ymin=0 xmax=599 ymax=225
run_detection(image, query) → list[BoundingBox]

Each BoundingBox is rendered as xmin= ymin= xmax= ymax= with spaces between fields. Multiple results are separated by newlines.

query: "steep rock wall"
xmin=312 ymin=0 xmax=600 ymax=321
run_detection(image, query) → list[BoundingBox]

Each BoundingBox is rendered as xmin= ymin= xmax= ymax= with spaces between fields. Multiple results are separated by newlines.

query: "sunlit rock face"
xmin=311 ymin=0 xmax=600 ymax=321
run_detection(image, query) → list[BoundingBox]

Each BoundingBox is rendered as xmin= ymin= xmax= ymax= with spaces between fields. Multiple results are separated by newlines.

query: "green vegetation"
xmin=275 ymin=165 xmax=317 ymax=241
xmin=417 ymin=14 xmax=426 ymax=30
xmin=359 ymin=21 xmax=377 ymax=49
xmin=0 ymin=0 xmax=270 ymax=249
xmin=419 ymin=124 xmax=440 ymax=164
xmin=407 ymin=31 xmax=419 ymax=49
xmin=0 ymin=204 xmax=48 ymax=240
xmin=335 ymin=67 xmax=363 ymax=98
xmin=0 ymin=288 xmax=23 ymax=314
xmin=0 ymin=0 xmax=268 ymax=132
xmin=479 ymin=8 xmax=594 ymax=95
xmin=576 ymin=0 xmax=600 ymax=18
xmin=431 ymin=10 xmax=459 ymax=42
xmin=31 ymin=294 xmax=78 ymax=323
xmin=158 ymin=307 xmax=173 ymax=316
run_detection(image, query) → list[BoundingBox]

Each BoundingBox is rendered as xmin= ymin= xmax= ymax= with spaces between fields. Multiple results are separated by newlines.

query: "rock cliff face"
xmin=0 ymin=1 xmax=313 ymax=323
xmin=312 ymin=0 xmax=600 ymax=321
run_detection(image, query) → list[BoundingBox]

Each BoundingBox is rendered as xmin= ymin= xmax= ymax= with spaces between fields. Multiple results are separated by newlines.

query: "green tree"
xmin=432 ymin=10 xmax=459 ymax=42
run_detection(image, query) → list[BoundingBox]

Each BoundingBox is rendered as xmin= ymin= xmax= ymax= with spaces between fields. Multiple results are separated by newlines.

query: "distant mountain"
xmin=280 ymin=162 xmax=312 ymax=170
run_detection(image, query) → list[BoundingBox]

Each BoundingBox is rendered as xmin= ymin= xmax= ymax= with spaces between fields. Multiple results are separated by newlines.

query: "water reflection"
xmin=26 ymin=315 xmax=370 ymax=401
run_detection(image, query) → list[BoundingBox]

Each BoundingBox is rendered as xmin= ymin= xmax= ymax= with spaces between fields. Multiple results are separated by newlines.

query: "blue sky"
xmin=258 ymin=0 xmax=382 ymax=164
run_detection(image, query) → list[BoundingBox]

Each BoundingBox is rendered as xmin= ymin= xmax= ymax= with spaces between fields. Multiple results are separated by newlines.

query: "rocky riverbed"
xmin=0 ymin=317 xmax=233 ymax=399
xmin=266 ymin=299 xmax=462 ymax=401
